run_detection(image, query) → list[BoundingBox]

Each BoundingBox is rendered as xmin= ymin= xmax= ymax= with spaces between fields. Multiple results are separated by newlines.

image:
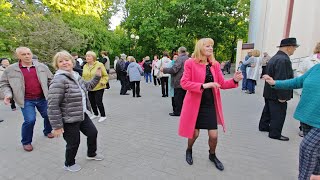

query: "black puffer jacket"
xmin=48 ymin=70 xmax=100 ymax=129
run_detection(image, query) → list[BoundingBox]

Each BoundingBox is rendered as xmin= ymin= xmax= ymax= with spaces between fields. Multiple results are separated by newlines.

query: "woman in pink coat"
xmin=179 ymin=38 xmax=243 ymax=171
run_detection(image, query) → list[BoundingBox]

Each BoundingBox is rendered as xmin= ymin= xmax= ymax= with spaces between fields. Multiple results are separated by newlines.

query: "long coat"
xmin=243 ymin=57 xmax=261 ymax=81
xmin=263 ymin=50 xmax=294 ymax=101
xmin=179 ymin=59 xmax=238 ymax=138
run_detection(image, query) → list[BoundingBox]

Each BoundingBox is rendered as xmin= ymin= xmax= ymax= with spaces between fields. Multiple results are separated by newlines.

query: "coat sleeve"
xmin=99 ymin=63 xmax=109 ymax=85
xmin=274 ymin=64 xmax=315 ymax=90
xmin=163 ymin=58 xmax=182 ymax=75
xmin=273 ymin=59 xmax=292 ymax=99
xmin=180 ymin=60 xmax=203 ymax=93
xmin=214 ymin=62 xmax=238 ymax=89
xmin=0 ymin=69 xmax=13 ymax=98
xmin=82 ymin=75 xmax=101 ymax=91
xmin=45 ymin=65 xmax=53 ymax=86
xmin=47 ymin=77 xmax=65 ymax=130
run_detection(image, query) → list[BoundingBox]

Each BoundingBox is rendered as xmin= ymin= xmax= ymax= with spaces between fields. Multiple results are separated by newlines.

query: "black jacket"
xmin=263 ymin=51 xmax=294 ymax=101
xmin=143 ymin=60 xmax=152 ymax=73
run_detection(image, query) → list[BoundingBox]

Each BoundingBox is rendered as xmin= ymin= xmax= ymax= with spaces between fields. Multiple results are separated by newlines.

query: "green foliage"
xmin=123 ymin=0 xmax=250 ymax=62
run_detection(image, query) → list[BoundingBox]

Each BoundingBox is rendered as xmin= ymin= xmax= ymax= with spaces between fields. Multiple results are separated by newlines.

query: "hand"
xmin=160 ymin=67 xmax=164 ymax=72
xmin=4 ymin=96 xmax=11 ymax=105
xmin=278 ymin=99 xmax=286 ymax=103
xmin=262 ymin=75 xmax=275 ymax=85
xmin=203 ymin=82 xmax=221 ymax=89
xmin=233 ymin=71 xmax=243 ymax=82
xmin=96 ymin=67 xmax=102 ymax=77
xmin=52 ymin=128 xmax=64 ymax=138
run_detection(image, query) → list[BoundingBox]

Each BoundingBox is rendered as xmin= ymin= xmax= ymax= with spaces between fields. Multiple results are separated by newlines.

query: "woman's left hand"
xmin=96 ymin=67 xmax=102 ymax=77
xmin=233 ymin=71 xmax=243 ymax=82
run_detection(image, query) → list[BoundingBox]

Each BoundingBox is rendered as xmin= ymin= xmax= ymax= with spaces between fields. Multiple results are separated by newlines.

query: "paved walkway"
xmin=0 ymin=74 xmax=302 ymax=180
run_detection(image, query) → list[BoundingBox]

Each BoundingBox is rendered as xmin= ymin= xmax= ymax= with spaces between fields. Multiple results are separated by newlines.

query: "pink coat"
xmin=179 ymin=59 xmax=238 ymax=138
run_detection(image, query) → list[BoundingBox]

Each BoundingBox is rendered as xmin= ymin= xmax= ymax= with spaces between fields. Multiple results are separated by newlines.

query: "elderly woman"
xmin=263 ymin=63 xmax=320 ymax=180
xmin=242 ymin=50 xmax=261 ymax=94
xmin=48 ymin=51 xmax=104 ymax=172
xmin=179 ymin=38 xmax=242 ymax=171
xmin=82 ymin=51 xmax=108 ymax=122
xmin=127 ymin=56 xmax=143 ymax=97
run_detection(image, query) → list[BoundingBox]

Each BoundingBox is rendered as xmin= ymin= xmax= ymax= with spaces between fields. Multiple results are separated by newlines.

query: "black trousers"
xmin=261 ymin=66 xmax=267 ymax=78
xmin=63 ymin=113 xmax=98 ymax=166
xmin=174 ymin=88 xmax=186 ymax=115
xmin=259 ymin=98 xmax=287 ymax=138
xmin=160 ymin=77 xmax=169 ymax=96
xmin=119 ymin=75 xmax=128 ymax=94
xmin=10 ymin=99 xmax=16 ymax=109
xmin=171 ymin=97 xmax=176 ymax=112
xmin=153 ymin=75 xmax=161 ymax=86
xmin=88 ymin=89 xmax=106 ymax=117
xmin=130 ymin=81 xmax=140 ymax=97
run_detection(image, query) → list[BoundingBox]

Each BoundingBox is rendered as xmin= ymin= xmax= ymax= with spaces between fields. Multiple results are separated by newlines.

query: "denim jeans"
xmin=20 ymin=98 xmax=52 ymax=145
xmin=144 ymin=72 xmax=152 ymax=83
xmin=241 ymin=71 xmax=247 ymax=90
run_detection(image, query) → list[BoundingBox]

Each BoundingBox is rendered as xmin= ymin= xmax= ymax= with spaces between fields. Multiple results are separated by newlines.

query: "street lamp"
xmin=130 ymin=34 xmax=139 ymax=57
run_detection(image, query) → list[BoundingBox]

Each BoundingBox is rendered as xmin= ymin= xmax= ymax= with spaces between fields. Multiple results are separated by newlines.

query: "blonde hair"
xmin=52 ymin=51 xmax=75 ymax=70
xmin=193 ymin=38 xmax=215 ymax=64
xmin=251 ymin=49 xmax=260 ymax=57
xmin=313 ymin=42 xmax=320 ymax=54
xmin=128 ymin=56 xmax=136 ymax=62
xmin=86 ymin=51 xmax=97 ymax=61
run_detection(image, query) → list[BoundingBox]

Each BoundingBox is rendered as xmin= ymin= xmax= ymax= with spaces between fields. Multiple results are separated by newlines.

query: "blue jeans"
xmin=20 ymin=98 xmax=52 ymax=145
xmin=241 ymin=71 xmax=247 ymax=90
xmin=144 ymin=72 xmax=152 ymax=83
xmin=246 ymin=79 xmax=256 ymax=93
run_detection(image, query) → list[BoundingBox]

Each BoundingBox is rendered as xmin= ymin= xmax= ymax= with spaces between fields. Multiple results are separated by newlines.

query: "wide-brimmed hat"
xmin=277 ymin=37 xmax=300 ymax=47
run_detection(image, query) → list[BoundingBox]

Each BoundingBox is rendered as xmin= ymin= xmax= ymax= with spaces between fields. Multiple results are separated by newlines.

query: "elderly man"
xmin=161 ymin=47 xmax=189 ymax=116
xmin=0 ymin=47 xmax=54 ymax=151
xmin=259 ymin=38 xmax=299 ymax=141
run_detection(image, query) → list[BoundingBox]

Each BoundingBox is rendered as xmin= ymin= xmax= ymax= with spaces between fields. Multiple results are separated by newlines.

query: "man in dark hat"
xmin=259 ymin=37 xmax=299 ymax=141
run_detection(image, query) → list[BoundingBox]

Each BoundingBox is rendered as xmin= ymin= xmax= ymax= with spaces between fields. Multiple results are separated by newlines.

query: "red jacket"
xmin=179 ymin=59 xmax=238 ymax=138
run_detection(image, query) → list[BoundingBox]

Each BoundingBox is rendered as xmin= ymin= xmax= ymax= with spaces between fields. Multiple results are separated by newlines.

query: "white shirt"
xmin=297 ymin=54 xmax=320 ymax=77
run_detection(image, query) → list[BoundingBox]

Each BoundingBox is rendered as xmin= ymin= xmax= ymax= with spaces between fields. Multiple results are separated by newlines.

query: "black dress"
xmin=195 ymin=64 xmax=217 ymax=130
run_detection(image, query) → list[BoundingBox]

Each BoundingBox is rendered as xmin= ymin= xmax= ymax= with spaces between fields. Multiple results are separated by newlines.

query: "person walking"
xmin=82 ymin=51 xmax=108 ymax=123
xmin=100 ymin=51 xmax=110 ymax=89
xmin=48 ymin=51 xmax=104 ymax=172
xmin=116 ymin=54 xmax=130 ymax=95
xmin=161 ymin=47 xmax=189 ymax=116
xmin=240 ymin=51 xmax=252 ymax=92
xmin=156 ymin=52 xmax=171 ymax=97
xmin=179 ymin=38 xmax=242 ymax=171
xmin=259 ymin=37 xmax=299 ymax=141
xmin=0 ymin=47 xmax=54 ymax=152
xmin=152 ymin=55 xmax=161 ymax=86
xmin=263 ymin=62 xmax=320 ymax=180
xmin=127 ymin=56 xmax=143 ymax=97
xmin=242 ymin=50 xmax=261 ymax=94
xmin=143 ymin=56 xmax=152 ymax=84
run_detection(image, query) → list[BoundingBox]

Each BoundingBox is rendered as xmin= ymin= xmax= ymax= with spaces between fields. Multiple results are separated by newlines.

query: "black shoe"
xmin=132 ymin=95 xmax=135 ymax=97
xmin=259 ymin=128 xmax=269 ymax=132
xmin=162 ymin=95 xmax=166 ymax=97
xmin=209 ymin=152 xmax=224 ymax=171
xmin=137 ymin=95 xmax=141 ymax=97
xmin=186 ymin=149 xmax=193 ymax=165
xmin=269 ymin=135 xmax=289 ymax=141
xmin=121 ymin=93 xmax=130 ymax=95
xmin=0 ymin=120 xmax=3 ymax=122
xmin=169 ymin=113 xmax=180 ymax=116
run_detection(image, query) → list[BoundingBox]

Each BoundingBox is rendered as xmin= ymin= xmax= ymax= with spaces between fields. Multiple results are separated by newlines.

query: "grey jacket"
xmin=127 ymin=62 xmax=143 ymax=82
xmin=47 ymin=70 xmax=100 ymax=129
xmin=0 ymin=62 xmax=53 ymax=108
xmin=163 ymin=54 xmax=189 ymax=88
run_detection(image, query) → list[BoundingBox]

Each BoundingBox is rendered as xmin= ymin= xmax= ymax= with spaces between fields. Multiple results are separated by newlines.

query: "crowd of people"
xmin=0 ymin=37 xmax=319 ymax=180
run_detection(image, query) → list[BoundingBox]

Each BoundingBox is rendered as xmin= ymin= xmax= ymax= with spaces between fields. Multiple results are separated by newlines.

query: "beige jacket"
xmin=0 ymin=62 xmax=53 ymax=107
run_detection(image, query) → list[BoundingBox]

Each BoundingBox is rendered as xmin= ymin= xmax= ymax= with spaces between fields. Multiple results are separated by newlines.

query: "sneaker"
xmin=98 ymin=117 xmax=107 ymax=123
xmin=86 ymin=154 xmax=104 ymax=161
xmin=90 ymin=115 xmax=99 ymax=120
xmin=64 ymin=164 xmax=81 ymax=172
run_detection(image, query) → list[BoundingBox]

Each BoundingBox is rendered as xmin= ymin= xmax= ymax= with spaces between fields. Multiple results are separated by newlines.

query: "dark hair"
xmin=71 ymin=52 xmax=78 ymax=56
xmin=101 ymin=51 xmax=108 ymax=56
xmin=163 ymin=51 xmax=169 ymax=57
xmin=0 ymin=58 xmax=9 ymax=64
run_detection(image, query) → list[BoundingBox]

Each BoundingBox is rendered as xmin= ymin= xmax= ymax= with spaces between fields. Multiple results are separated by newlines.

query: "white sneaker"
xmin=90 ymin=115 xmax=99 ymax=120
xmin=64 ymin=164 xmax=81 ymax=172
xmin=86 ymin=154 xmax=104 ymax=161
xmin=98 ymin=117 xmax=107 ymax=122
